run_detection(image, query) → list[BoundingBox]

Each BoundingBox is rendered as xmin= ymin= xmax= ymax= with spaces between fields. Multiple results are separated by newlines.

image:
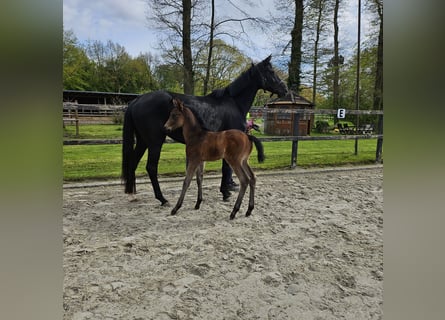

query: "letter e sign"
xmin=337 ymin=108 xmax=346 ymax=119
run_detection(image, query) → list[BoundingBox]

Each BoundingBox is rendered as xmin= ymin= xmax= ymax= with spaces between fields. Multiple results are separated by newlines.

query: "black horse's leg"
xmin=220 ymin=160 xmax=233 ymax=201
xmin=146 ymin=143 xmax=168 ymax=206
xmin=125 ymin=141 xmax=147 ymax=201
xmin=195 ymin=162 xmax=204 ymax=210
xmin=131 ymin=141 xmax=147 ymax=193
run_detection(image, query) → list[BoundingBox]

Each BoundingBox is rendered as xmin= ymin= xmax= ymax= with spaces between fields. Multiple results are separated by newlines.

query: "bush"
xmin=113 ymin=111 xmax=124 ymax=124
xmin=315 ymin=120 xmax=330 ymax=133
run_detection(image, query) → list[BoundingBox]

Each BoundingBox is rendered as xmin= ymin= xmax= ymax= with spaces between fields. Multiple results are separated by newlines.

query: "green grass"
xmin=64 ymin=124 xmax=123 ymax=139
xmin=63 ymin=138 xmax=381 ymax=181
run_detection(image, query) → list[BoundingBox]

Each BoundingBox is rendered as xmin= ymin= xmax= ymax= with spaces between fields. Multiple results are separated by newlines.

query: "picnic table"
xmin=338 ymin=123 xmax=374 ymax=135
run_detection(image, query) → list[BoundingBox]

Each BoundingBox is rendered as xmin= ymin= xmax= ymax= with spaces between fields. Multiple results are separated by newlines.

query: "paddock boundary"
xmin=63 ymin=164 xmax=383 ymax=189
xmin=63 ymin=108 xmax=383 ymax=167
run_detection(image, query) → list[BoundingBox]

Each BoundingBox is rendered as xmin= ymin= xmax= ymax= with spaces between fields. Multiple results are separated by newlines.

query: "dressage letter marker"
xmin=337 ymin=108 xmax=346 ymax=119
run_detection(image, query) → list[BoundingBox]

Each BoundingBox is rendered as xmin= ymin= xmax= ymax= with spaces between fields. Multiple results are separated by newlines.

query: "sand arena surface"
xmin=63 ymin=165 xmax=383 ymax=319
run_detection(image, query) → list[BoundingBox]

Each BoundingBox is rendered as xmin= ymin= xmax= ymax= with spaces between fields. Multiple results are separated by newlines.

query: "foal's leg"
xmin=195 ymin=162 xmax=204 ymax=210
xmin=244 ymin=162 xmax=256 ymax=217
xmin=171 ymin=161 xmax=200 ymax=215
xmin=229 ymin=165 xmax=249 ymax=220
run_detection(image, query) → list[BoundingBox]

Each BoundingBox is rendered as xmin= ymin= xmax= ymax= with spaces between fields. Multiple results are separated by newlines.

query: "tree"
xmin=84 ymin=39 xmax=158 ymax=93
xmin=147 ymin=0 xmax=205 ymax=94
xmin=182 ymin=0 xmax=194 ymax=94
xmin=103 ymin=41 xmax=132 ymax=93
xmin=153 ymin=64 xmax=184 ymax=93
xmin=126 ymin=53 xmax=159 ymax=93
xmin=332 ymin=0 xmax=341 ymax=110
xmin=202 ymin=0 xmax=216 ymax=95
xmin=147 ymin=0 xmax=268 ymax=95
xmin=194 ymin=39 xmax=250 ymax=95
xmin=367 ymin=0 xmax=383 ymax=110
xmin=366 ymin=0 xmax=383 ymax=161
xmin=288 ymin=0 xmax=304 ymax=93
xmin=282 ymin=0 xmax=337 ymax=103
xmin=63 ymin=29 xmax=91 ymax=90
xmin=201 ymin=0 xmax=267 ymax=95
xmin=309 ymin=0 xmax=326 ymax=103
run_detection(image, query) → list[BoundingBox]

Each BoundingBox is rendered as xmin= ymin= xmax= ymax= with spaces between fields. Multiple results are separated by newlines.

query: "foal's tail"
xmin=121 ymin=105 xmax=137 ymax=194
xmin=248 ymin=135 xmax=265 ymax=163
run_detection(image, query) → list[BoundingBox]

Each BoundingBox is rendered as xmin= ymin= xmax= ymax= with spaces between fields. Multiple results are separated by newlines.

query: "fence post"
xmin=290 ymin=113 xmax=300 ymax=168
xmin=74 ymin=103 xmax=79 ymax=137
xmin=375 ymin=114 xmax=383 ymax=163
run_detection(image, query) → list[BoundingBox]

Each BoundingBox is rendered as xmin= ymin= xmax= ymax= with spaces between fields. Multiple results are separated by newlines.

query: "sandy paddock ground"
xmin=63 ymin=165 xmax=383 ymax=320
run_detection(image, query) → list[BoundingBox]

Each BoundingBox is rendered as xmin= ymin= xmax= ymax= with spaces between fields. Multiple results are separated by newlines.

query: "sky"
xmin=63 ymin=0 xmax=373 ymax=64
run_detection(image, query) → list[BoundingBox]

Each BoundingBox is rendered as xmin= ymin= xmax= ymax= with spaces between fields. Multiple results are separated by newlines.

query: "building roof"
xmin=63 ymin=90 xmax=140 ymax=105
xmin=266 ymin=90 xmax=314 ymax=108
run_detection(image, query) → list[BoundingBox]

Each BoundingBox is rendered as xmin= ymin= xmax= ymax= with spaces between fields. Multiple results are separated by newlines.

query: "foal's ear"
xmin=172 ymin=98 xmax=184 ymax=111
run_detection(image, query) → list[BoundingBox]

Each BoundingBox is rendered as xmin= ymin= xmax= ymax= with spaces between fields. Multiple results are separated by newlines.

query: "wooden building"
xmin=264 ymin=92 xmax=314 ymax=136
xmin=63 ymin=90 xmax=139 ymax=105
xmin=63 ymin=90 xmax=140 ymax=124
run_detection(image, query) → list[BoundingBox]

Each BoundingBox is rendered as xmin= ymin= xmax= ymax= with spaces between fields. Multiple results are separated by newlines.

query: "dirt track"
xmin=63 ymin=165 xmax=383 ymax=319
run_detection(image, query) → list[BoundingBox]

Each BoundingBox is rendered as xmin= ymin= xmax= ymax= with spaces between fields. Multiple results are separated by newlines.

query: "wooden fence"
xmin=63 ymin=108 xmax=383 ymax=167
xmin=63 ymin=102 xmax=126 ymax=127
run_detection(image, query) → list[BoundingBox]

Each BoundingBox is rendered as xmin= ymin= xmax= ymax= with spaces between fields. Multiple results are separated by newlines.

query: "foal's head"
xmin=164 ymin=98 xmax=186 ymax=132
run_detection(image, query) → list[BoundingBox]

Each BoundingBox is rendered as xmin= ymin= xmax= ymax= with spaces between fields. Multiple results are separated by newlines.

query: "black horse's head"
xmin=254 ymin=55 xmax=288 ymax=98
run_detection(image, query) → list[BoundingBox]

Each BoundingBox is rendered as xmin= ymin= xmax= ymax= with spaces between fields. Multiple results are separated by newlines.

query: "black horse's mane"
xmin=209 ymin=63 xmax=259 ymax=98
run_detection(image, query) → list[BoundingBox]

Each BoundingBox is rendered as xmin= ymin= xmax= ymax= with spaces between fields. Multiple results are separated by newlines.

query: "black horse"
xmin=122 ymin=55 xmax=288 ymax=205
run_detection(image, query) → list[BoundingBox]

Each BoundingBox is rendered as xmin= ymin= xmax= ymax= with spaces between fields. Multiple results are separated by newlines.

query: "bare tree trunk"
xmin=312 ymin=0 xmax=325 ymax=104
xmin=288 ymin=0 xmax=304 ymax=94
xmin=373 ymin=2 xmax=383 ymax=110
xmin=333 ymin=0 xmax=340 ymax=110
xmin=182 ymin=0 xmax=194 ymax=95
xmin=373 ymin=0 xmax=383 ymax=162
xmin=203 ymin=0 xmax=215 ymax=95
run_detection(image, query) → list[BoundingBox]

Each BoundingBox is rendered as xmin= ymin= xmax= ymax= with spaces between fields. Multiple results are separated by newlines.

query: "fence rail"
xmin=256 ymin=107 xmax=383 ymax=115
xmin=63 ymin=108 xmax=383 ymax=166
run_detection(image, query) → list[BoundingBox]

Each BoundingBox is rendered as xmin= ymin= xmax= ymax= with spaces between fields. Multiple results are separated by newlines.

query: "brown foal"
xmin=164 ymin=98 xmax=265 ymax=220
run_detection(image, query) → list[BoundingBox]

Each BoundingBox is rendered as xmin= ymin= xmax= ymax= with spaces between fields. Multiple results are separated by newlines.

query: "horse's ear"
xmin=172 ymin=98 xmax=182 ymax=110
xmin=173 ymin=98 xmax=184 ymax=111
xmin=265 ymin=54 xmax=272 ymax=63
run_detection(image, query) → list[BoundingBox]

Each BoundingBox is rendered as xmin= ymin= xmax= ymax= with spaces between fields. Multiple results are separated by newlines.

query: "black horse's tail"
xmin=248 ymin=135 xmax=265 ymax=163
xmin=121 ymin=105 xmax=136 ymax=194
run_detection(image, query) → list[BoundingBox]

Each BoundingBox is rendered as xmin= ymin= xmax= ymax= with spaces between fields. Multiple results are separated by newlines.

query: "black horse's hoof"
xmin=227 ymin=181 xmax=239 ymax=192
xmin=160 ymin=199 xmax=169 ymax=206
xmin=222 ymin=191 xmax=231 ymax=202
